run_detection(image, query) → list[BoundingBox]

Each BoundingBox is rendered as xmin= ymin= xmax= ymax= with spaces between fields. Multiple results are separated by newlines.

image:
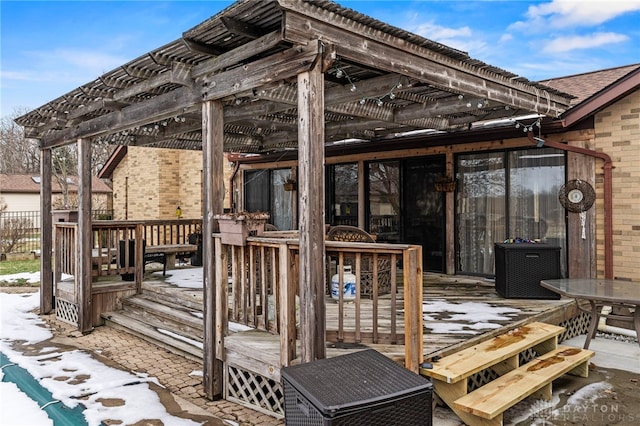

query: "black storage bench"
xmin=494 ymin=243 xmax=561 ymax=299
xmin=281 ymin=349 xmax=432 ymax=426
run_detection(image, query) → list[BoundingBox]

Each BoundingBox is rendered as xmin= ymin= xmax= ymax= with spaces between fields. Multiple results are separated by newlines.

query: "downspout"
xmin=527 ymin=132 xmax=614 ymax=279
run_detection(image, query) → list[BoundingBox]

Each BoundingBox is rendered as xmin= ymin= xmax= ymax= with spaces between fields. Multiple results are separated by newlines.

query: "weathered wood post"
xmin=297 ymin=43 xmax=326 ymax=363
xmin=403 ymin=246 xmax=423 ymax=372
xmin=202 ymin=99 xmax=225 ymax=399
xmin=78 ymin=137 xmax=93 ymax=333
xmin=40 ymin=145 xmax=54 ymax=314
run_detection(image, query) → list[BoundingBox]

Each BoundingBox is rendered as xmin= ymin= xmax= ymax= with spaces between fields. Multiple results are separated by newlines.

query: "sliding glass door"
xmin=403 ymin=157 xmax=446 ymax=272
xmin=456 ymin=148 xmax=566 ymax=276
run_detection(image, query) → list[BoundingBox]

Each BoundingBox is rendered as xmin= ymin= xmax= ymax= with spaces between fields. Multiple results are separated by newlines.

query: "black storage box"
xmin=494 ymin=243 xmax=561 ymax=299
xmin=281 ymin=349 xmax=432 ymax=426
xmin=118 ymin=239 xmax=145 ymax=281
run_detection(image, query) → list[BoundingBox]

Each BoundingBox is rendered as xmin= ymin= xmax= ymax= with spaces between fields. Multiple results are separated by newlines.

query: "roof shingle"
xmin=0 ymin=174 xmax=112 ymax=194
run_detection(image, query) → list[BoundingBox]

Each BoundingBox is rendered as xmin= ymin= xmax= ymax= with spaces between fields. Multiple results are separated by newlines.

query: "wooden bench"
xmin=420 ymin=322 xmax=593 ymax=426
xmin=145 ymin=244 xmax=198 ymax=272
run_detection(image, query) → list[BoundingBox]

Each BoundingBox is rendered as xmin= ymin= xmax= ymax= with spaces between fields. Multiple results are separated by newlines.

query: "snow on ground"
xmin=0 ymin=369 xmax=54 ymax=426
xmin=0 ymin=271 xmax=44 ymax=284
xmin=155 ymin=267 xmax=204 ymax=289
xmin=423 ymin=299 xmax=521 ymax=334
xmin=0 ymin=291 xmax=202 ymax=426
xmin=3 ymin=269 xmax=636 ymax=425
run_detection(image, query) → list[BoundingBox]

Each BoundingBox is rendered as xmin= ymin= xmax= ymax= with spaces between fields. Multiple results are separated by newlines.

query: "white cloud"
xmin=499 ymin=33 xmax=514 ymax=43
xmin=511 ymin=0 xmax=640 ymax=31
xmin=31 ymin=48 xmax=128 ymax=76
xmin=543 ymin=32 xmax=629 ymax=53
xmin=413 ymin=21 xmax=473 ymax=41
xmin=410 ymin=21 xmax=485 ymax=53
xmin=528 ymin=0 xmax=640 ymax=27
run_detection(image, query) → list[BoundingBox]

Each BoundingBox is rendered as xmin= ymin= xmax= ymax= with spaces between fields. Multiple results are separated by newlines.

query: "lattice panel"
xmin=468 ymin=367 xmax=498 ymax=391
xmin=55 ymin=299 xmax=79 ymax=325
xmin=226 ymin=364 xmax=284 ymax=418
xmin=558 ymin=311 xmax=591 ymax=342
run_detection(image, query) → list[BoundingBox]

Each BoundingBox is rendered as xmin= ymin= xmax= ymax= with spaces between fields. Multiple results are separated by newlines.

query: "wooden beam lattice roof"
xmin=16 ymin=0 xmax=574 ymax=153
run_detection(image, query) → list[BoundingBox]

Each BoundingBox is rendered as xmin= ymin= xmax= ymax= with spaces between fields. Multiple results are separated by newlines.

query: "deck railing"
xmin=53 ymin=219 xmax=202 ymax=329
xmin=54 ymin=223 xmax=79 ymax=297
xmin=141 ymin=219 xmax=201 ymax=246
xmin=90 ymin=222 xmax=143 ymax=280
xmin=214 ymin=234 xmax=424 ymax=371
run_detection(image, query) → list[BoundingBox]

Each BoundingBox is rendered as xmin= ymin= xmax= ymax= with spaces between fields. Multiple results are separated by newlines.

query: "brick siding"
xmin=594 ymin=89 xmax=640 ymax=280
xmin=112 ymin=146 xmax=231 ymax=220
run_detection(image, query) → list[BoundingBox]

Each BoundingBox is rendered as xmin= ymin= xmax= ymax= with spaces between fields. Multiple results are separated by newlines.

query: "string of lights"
xmin=330 ymin=64 xmax=407 ymax=106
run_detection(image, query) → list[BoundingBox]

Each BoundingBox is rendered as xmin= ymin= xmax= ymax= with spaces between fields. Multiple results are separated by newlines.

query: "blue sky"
xmin=2 ymin=0 xmax=640 ymax=118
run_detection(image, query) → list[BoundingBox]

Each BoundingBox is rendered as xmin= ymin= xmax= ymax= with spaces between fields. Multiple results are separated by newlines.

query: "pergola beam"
xmin=40 ymin=42 xmax=319 ymax=148
xmin=281 ymin=9 xmax=570 ymax=116
xmin=200 ymin=41 xmax=321 ymax=102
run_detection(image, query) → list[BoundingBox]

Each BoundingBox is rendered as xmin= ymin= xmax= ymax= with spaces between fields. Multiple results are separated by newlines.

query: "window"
xmin=327 ymin=163 xmax=358 ymax=226
xmin=368 ymin=161 xmax=400 ymax=242
xmin=244 ymin=169 xmax=294 ymax=230
xmin=456 ymin=148 xmax=566 ymax=276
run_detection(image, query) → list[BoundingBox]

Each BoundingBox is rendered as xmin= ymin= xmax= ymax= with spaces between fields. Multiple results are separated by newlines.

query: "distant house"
xmin=98 ymin=146 xmax=232 ymax=220
xmin=0 ymin=173 xmax=113 ymax=212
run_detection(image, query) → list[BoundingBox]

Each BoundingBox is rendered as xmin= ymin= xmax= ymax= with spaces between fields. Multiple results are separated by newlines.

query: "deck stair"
xmin=101 ymin=283 xmax=204 ymax=361
xmin=420 ymin=322 xmax=594 ymax=426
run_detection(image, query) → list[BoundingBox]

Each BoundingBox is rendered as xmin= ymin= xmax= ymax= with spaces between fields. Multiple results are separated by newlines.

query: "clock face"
xmin=567 ymin=189 xmax=584 ymax=204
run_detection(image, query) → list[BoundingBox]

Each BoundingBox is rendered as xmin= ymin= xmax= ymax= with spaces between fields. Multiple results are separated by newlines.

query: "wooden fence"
xmin=0 ymin=210 xmax=113 ymax=255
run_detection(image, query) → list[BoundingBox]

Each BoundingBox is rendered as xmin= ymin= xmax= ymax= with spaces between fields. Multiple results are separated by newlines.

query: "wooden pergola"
xmin=16 ymin=0 xmax=572 ymax=400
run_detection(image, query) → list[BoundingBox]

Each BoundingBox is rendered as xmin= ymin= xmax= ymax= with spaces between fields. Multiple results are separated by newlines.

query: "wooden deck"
xmin=129 ymin=270 xmax=581 ymax=367
xmin=98 ymin=267 xmax=587 ymax=418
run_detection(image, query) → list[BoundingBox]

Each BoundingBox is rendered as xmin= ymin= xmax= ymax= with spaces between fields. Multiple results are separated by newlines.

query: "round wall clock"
xmin=558 ymin=179 xmax=595 ymax=213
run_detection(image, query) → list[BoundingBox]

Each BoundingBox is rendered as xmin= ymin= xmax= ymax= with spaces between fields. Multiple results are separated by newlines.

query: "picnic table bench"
xmin=145 ymin=244 xmax=198 ymax=274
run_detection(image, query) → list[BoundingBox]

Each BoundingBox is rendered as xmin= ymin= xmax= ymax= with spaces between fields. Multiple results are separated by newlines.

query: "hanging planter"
xmin=214 ymin=212 xmax=270 ymax=246
xmin=434 ymin=177 xmax=456 ymax=192
xmin=283 ymin=176 xmax=297 ymax=192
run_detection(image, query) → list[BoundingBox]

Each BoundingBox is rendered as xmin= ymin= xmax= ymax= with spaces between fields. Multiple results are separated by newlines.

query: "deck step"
xmin=102 ymin=310 xmax=203 ymax=361
xmin=141 ymin=281 xmax=203 ymax=311
xmin=121 ymin=295 xmax=204 ymax=340
xmin=453 ymin=345 xmax=594 ymax=424
xmin=421 ymin=322 xmax=564 ymax=384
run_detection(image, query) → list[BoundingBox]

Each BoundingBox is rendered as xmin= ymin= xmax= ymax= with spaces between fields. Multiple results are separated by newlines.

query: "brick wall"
xmin=112 ymin=146 xmax=231 ymax=220
xmin=593 ymin=89 xmax=640 ymax=281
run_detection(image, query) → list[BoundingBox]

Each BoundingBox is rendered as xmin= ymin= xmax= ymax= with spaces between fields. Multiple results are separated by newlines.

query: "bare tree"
xmin=0 ymin=203 xmax=32 ymax=254
xmin=51 ymin=145 xmax=78 ymax=208
xmin=2 ymin=108 xmax=116 ymax=205
xmin=0 ymin=109 xmax=40 ymax=173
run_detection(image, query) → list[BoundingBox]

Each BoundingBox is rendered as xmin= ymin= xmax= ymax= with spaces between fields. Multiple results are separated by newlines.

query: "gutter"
xmin=528 ymin=132 xmax=614 ymax=279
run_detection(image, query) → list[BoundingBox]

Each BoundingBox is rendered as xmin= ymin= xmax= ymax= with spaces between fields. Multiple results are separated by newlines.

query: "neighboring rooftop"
xmin=540 ymin=63 xmax=640 ymax=106
xmin=0 ymin=174 xmax=112 ymax=193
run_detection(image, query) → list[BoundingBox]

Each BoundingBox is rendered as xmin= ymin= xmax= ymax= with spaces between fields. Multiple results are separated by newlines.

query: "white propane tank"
xmin=331 ymin=265 xmax=357 ymax=300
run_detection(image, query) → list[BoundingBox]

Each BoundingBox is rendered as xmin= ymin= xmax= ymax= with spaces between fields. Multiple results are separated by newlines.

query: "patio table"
xmin=540 ymin=278 xmax=640 ymax=349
